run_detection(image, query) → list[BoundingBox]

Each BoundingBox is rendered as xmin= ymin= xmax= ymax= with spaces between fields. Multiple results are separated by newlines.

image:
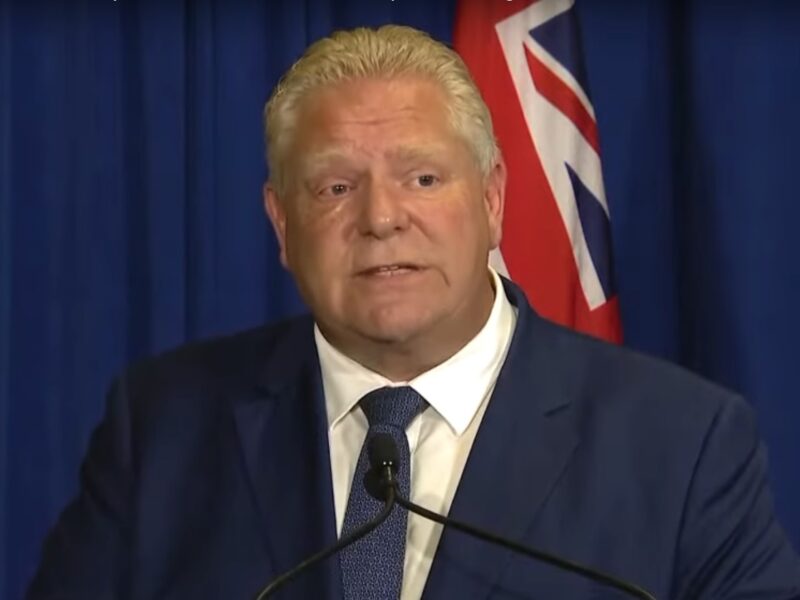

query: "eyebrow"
xmin=385 ymin=146 xmax=446 ymax=163
xmin=301 ymin=148 xmax=355 ymax=167
xmin=303 ymin=144 xmax=446 ymax=163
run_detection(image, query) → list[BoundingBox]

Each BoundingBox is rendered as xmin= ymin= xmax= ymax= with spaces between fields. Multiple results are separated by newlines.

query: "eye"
xmin=320 ymin=183 xmax=351 ymax=197
xmin=415 ymin=174 xmax=439 ymax=188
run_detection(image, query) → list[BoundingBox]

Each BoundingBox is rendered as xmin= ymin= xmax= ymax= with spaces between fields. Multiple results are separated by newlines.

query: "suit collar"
xmin=423 ymin=277 xmax=582 ymax=597
xmin=232 ymin=318 xmax=343 ymax=600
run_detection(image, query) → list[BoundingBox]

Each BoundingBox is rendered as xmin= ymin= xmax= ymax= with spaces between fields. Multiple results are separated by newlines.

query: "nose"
xmin=356 ymin=179 xmax=410 ymax=239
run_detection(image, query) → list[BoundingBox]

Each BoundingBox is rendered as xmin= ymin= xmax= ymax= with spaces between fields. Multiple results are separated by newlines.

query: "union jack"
xmin=455 ymin=0 xmax=622 ymax=342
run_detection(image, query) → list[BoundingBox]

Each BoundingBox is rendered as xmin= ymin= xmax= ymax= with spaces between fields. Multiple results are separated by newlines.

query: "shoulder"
xmin=109 ymin=314 xmax=316 ymax=421
xmin=523 ymin=312 xmax=753 ymax=446
xmin=503 ymin=276 xmax=741 ymax=429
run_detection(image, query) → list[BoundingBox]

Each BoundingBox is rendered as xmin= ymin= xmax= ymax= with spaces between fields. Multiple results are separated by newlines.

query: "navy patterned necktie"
xmin=340 ymin=386 xmax=428 ymax=600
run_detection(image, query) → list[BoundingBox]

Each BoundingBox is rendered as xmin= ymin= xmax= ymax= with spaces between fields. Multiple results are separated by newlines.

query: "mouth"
xmin=358 ymin=263 xmax=424 ymax=277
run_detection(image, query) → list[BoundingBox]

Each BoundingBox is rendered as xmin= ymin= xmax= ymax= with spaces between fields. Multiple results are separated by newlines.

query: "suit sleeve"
xmin=672 ymin=394 xmax=800 ymax=599
xmin=26 ymin=377 xmax=134 ymax=599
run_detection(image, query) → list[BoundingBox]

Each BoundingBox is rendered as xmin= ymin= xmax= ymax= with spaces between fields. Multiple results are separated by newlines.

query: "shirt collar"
xmin=315 ymin=268 xmax=516 ymax=436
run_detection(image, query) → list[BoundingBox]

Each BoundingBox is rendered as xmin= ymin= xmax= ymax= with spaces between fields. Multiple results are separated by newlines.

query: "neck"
xmin=321 ymin=275 xmax=496 ymax=382
xmin=353 ymin=342 xmax=460 ymax=382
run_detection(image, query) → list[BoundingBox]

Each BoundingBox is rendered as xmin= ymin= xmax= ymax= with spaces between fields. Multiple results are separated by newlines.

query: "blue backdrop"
xmin=2 ymin=1 xmax=799 ymax=598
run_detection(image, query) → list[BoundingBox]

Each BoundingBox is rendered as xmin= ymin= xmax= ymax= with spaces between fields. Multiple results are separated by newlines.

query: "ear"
xmin=484 ymin=155 xmax=507 ymax=249
xmin=263 ymin=182 xmax=289 ymax=268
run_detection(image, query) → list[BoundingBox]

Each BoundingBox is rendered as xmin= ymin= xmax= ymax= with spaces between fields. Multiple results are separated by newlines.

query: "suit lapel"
xmin=232 ymin=319 xmax=342 ymax=600
xmin=423 ymin=281 xmax=582 ymax=598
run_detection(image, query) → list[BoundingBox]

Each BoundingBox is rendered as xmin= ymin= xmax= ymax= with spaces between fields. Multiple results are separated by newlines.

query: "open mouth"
xmin=360 ymin=264 xmax=422 ymax=277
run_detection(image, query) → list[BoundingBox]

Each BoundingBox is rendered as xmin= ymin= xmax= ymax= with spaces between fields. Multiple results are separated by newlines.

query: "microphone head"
xmin=368 ymin=433 xmax=399 ymax=469
xmin=364 ymin=433 xmax=399 ymax=502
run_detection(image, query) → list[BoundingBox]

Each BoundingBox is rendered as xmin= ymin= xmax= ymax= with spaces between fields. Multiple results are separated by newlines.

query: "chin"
xmin=356 ymin=309 xmax=435 ymax=346
xmin=357 ymin=321 xmax=423 ymax=345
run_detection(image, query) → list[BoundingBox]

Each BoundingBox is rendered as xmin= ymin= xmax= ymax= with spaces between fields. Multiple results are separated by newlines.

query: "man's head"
xmin=262 ymin=25 xmax=507 ymax=379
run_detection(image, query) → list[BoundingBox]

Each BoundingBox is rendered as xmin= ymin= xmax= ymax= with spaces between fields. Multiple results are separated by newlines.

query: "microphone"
xmin=365 ymin=433 xmax=659 ymax=600
xmin=252 ymin=461 xmax=397 ymax=600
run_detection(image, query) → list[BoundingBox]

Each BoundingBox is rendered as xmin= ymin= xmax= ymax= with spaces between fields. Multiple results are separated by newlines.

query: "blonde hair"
xmin=263 ymin=24 xmax=499 ymax=195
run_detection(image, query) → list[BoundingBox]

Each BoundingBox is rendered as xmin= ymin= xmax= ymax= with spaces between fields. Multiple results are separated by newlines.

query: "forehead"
xmin=289 ymin=76 xmax=463 ymax=158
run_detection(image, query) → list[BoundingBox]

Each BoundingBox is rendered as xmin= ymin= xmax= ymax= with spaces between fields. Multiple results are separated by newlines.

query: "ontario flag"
xmin=454 ymin=0 xmax=622 ymax=343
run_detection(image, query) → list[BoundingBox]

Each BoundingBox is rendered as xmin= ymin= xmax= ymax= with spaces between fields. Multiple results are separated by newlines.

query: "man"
xmin=28 ymin=25 xmax=800 ymax=599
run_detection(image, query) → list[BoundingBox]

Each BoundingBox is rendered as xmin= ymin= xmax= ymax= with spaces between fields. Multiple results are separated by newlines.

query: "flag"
xmin=454 ymin=0 xmax=622 ymax=343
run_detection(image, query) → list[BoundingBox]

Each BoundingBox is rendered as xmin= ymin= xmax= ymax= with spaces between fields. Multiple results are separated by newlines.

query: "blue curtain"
xmin=1 ymin=1 xmax=798 ymax=598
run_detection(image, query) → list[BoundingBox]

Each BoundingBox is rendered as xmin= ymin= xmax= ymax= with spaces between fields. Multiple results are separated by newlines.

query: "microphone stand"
xmin=394 ymin=494 xmax=657 ymax=600
xmin=253 ymin=433 xmax=658 ymax=600
xmin=253 ymin=484 xmax=397 ymax=600
xmin=367 ymin=433 xmax=658 ymax=600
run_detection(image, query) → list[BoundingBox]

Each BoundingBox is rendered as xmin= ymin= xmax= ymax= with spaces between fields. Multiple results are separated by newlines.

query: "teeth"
xmin=371 ymin=265 xmax=413 ymax=274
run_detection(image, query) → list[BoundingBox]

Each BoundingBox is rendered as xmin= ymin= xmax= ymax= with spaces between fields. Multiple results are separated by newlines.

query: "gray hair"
xmin=263 ymin=24 xmax=499 ymax=195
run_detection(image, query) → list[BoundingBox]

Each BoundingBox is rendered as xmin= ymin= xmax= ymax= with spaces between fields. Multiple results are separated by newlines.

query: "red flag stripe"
xmin=524 ymin=45 xmax=601 ymax=155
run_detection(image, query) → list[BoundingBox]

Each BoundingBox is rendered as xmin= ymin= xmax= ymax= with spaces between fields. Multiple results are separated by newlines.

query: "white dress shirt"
xmin=314 ymin=268 xmax=517 ymax=599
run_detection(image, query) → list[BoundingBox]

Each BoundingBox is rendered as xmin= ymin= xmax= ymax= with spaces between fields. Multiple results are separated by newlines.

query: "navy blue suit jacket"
xmin=28 ymin=279 xmax=800 ymax=599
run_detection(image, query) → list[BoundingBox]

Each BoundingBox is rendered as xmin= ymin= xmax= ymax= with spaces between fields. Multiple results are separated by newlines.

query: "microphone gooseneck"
xmin=252 ymin=473 xmax=396 ymax=600
xmin=366 ymin=433 xmax=659 ymax=600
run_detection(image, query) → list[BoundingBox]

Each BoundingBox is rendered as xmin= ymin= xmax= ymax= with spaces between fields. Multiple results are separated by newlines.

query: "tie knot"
xmin=360 ymin=386 xmax=427 ymax=430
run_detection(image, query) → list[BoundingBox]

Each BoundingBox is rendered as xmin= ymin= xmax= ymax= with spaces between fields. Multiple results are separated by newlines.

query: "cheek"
xmin=285 ymin=213 xmax=349 ymax=284
xmin=434 ymin=200 xmax=492 ymax=253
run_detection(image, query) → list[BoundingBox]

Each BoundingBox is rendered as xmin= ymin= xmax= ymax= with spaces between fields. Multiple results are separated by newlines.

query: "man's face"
xmin=265 ymin=76 xmax=505 ymax=361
